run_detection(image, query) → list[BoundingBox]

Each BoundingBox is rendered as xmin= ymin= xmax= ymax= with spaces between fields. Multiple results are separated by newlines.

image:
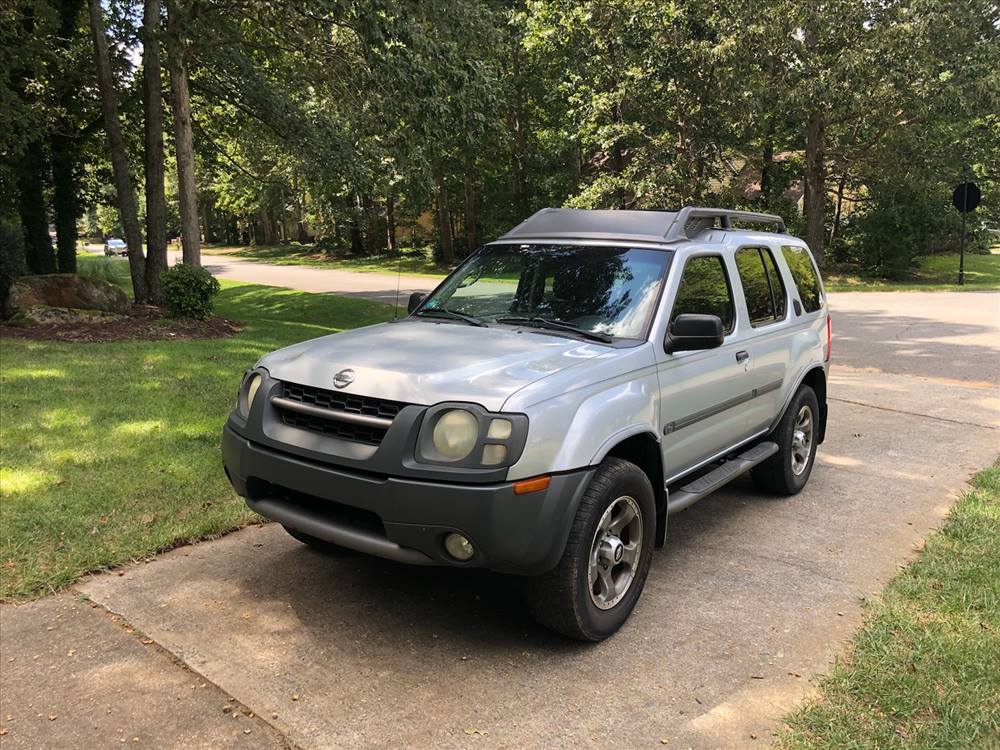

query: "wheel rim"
xmin=588 ymin=495 xmax=642 ymax=610
xmin=790 ymin=405 xmax=814 ymax=476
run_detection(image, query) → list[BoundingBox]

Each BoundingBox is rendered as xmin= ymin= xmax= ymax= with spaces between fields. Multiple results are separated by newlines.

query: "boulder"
xmin=7 ymin=305 xmax=128 ymax=327
xmin=7 ymin=274 xmax=130 ymax=315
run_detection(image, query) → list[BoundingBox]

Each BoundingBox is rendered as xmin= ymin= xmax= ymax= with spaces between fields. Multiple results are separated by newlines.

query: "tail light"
xmin=825 ymin=315 xmax=832 ymax=361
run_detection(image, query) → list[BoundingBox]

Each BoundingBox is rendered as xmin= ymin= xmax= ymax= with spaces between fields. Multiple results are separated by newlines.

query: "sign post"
xmin=952 ymin=176 xmax=982 ymax=286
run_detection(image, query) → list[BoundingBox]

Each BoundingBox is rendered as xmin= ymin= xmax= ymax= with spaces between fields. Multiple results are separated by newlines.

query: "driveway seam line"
xmin=829 ymin=396 xmax=998 ymax=430
xmin=71 ymin=585 xmax=304 ymax=750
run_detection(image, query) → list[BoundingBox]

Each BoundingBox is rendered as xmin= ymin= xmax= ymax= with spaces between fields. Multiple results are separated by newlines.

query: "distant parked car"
xmin=104 ymin=238 xmax=127 ymax=257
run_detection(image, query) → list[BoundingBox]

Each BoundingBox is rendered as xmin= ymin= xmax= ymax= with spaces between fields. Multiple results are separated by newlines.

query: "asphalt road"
xmin=5 ymin=259 xmax=999 ymax=748
xmin=85 ymin=244 xmax=441 ymax=304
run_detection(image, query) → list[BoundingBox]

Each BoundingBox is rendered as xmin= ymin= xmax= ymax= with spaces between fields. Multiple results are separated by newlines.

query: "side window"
xmin=735 ymin=247 xmax=787 ymax=326
xmin=760 ymin=248 xmax=787 ymax=320
xmin=781 ymin=245 xmax=822 ymax=313
xmin=670 ymin=255 xmax=735 ymax=333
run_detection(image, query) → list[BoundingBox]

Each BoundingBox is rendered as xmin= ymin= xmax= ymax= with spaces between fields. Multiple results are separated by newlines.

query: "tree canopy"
xmin=2 ymin=0 xmax=998 ymax=295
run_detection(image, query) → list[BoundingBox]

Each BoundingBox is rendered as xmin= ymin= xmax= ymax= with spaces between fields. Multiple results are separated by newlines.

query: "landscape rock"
xmin=7 ymin=274 xmax=130 ymax=315
xmin=7 ymin=304 xmax=128 ymax=327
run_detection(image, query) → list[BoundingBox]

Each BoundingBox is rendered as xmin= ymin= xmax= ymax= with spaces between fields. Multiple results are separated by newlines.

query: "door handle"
xmin=735 ymin=350 xmax=750 ymax=363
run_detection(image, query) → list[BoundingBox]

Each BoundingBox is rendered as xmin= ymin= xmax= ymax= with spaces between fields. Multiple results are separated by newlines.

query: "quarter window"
xmin=781 ymin=245 xmax=823 ymax=313
xmin=735 ymin=247 xmax=786 ymax=326
xmin=670 ymin=255 xmax=735 ymax=334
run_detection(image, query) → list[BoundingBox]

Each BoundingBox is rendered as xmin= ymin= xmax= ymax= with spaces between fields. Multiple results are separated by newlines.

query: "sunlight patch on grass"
xmin=113 ymin=420 xmax=166 ymax=436
xmin=0 ymin=467 xmax=58 ymax=496
xmin=2 ymin=367 xmax=68 ymax=380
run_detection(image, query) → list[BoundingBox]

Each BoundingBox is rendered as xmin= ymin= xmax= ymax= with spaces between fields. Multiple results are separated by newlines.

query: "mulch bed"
xmin=0 ymin=305 xmax=244 ymax=343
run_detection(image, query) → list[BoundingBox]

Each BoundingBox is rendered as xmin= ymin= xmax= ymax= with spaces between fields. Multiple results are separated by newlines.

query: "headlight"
xmin=237 ymin=371 xmax=264 ymax=418
xmin=430 ymin=409 xmax=479 ymax=461
xmin=246 ymin=374 xmax=262 ymax=409
xmin=416 ymin=404 xmax=528 ymax=469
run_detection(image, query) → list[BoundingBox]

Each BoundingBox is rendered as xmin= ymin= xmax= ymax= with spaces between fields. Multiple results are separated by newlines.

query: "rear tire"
xmin=282 ymin=525 xmax=355 ymax=556
xmin=526 ymin=457 xmax=656 ymax=641
xmin=752 ymin=385 xmax=819 ymax=495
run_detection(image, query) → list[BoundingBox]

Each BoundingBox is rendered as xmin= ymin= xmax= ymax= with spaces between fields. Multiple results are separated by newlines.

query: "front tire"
xmin=526 ymin=457 xmax=656 ymax=641
xmin=752 ymin=385 xmax=819 ymax=495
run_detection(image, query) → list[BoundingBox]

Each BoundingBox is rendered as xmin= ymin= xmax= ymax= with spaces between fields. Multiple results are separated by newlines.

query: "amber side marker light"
xmin=513 ymin=475 xmax=551 ymax=495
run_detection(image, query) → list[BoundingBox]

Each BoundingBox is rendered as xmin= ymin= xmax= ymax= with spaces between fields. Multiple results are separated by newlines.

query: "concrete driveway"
xmin=6 ymin=286 xmax=1000 ymax=748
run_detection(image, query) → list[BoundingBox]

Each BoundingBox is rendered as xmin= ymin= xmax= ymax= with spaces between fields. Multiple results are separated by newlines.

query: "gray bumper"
xmin=222 ymin=425 xmax=593 ymax=575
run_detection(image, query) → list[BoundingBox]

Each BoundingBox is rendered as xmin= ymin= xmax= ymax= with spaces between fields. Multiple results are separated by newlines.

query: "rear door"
xmin=656 ymin=253 xmax=755 ymax=480
xmin=733 ymin=245 xmax=793 ymax=433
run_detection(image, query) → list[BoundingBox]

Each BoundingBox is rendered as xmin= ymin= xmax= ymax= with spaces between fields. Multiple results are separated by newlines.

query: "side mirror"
xmin=407 ymin=292 xmax=427 ymax=314
xmin=664 ymin=314 xmax=724 ymax=354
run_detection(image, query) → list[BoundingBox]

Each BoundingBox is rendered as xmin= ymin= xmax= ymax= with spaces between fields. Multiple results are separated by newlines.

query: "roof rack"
xmin=664 ymin=207 xmax=786 ymax=242
xmin=495 ymin=206 xmax=788 ymax=246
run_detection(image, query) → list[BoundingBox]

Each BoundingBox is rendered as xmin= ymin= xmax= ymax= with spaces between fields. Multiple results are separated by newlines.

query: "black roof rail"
xmin=665 ymin=207 xmax=786 ymax=242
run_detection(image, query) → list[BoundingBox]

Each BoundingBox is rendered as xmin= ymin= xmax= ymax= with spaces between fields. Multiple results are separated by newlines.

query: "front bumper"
xmin=222 ymin=425 xmax=593 ymax=575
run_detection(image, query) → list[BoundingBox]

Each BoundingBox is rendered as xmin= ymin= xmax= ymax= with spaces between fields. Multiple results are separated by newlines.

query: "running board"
xmin=666 ymin=441 xmax=778 ymax=516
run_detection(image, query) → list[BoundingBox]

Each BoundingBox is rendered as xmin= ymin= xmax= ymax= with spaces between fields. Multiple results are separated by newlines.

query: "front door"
xmin=656 ymin=253 xmax=754 ymax=481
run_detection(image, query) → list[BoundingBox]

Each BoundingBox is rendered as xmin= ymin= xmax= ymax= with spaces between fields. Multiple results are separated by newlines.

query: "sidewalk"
xmin=0 ymin=594 xmax=289 ymax=749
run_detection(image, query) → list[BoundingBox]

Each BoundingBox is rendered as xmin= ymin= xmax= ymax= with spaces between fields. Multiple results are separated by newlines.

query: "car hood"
xmin=259 ymin=319 xmax=610 ymax=411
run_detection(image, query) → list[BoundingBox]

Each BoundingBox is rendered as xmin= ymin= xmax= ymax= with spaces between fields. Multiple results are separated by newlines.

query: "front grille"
xmin=276 ymin=381 xmax=408 ymax=446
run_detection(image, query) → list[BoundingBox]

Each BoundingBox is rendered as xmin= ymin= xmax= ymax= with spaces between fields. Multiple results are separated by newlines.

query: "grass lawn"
xmin=202 ymin=242 xmax=451 ymax=278
xmin=824 ymin=251 xmax=1000 ymax=292
xmin=0 ymin=263 xmax=395 ymax=600
xmin=778 ymin=460 xmax=1000 ymax=749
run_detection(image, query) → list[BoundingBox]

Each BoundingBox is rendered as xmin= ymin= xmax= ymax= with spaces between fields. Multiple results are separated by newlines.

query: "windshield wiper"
xmin=494 ymin=316 xmax=613 ymax=343
xmin=414 ymin=308 xmax=487 ymax=327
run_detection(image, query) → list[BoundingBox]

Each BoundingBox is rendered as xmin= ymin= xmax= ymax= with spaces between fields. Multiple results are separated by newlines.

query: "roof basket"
xmin=664 ymin=207 xmax=786 ymax=242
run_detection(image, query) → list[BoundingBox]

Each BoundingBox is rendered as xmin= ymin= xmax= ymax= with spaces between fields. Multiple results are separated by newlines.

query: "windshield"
xmin=418 ymin=244 xmax=672 ymax=340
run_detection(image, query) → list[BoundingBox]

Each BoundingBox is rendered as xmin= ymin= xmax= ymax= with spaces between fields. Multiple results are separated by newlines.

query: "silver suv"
xmin=222 ymin=207 xmax=830 ymax=640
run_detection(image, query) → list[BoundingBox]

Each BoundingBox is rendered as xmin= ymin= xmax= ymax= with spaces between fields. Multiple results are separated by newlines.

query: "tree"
xmin=166 ymin=0 xmax=200 ymax=265
xmin=141 ymin=0 xmax=168 ymax=301
xmin=87 ymin=0 xmax=146 ymax=301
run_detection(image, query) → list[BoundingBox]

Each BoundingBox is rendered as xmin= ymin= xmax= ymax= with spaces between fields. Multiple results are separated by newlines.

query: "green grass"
xmin=202 ymin=242 xmax=451 ymax=278
xmin=824 ymin=251 xmax=1000 ymax=292
xmin=778 ymin=461 xmax=1000 ymax=749
xmin=0 ymin=269 xmax=395 ymax=600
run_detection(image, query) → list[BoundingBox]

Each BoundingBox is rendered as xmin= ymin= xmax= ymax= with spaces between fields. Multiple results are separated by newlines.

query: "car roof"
xmin=494 ymin=206 xmax=788 ymax=247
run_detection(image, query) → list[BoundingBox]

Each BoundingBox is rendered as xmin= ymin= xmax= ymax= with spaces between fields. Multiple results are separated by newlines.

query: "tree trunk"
xmin=50 ymin=132 xmax=78 ymax=273
xmin=760 ymin=136 xmax=774 ymax=210
xmin=166 ymin=0 xmax=200 ymax=266
xmin=88 ymin=0 xmax=146 ymax=301
xmin=507 ymin=32 xmax=530 ymax=221
xmin=16 ymin=143 xmax=56 ymax=274
xmin=803 ymin=109 xmax=826 ymax=266
xmin=49 ymin=0 xmax=86 ymax=274
xmin=385 ymin=195 xmax=395 ymax=255
xmin=433 ymin=161 xmax=454 ymax=264
xmin=464 ymin=164 xmax=476 ymax=254
xmin=258 ymin=209 xmax=277 ymax=245
xmin=141 ymin=0 xmax=168 ymax=303
xmin=828 ymin=172 xmax=847 ymax=254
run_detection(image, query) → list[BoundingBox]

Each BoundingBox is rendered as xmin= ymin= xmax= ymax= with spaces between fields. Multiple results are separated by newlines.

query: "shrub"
xmin=160 ymin=263 xmax=221 ymax=319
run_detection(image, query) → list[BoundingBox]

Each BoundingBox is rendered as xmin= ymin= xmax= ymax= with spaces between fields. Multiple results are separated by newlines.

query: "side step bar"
xmin=666 ymin=441 xmax=778 ymax=516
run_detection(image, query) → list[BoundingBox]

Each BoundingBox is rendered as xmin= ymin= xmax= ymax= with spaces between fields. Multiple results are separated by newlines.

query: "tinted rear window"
xmin=781 ymin=245 xmax=822 ymax=313
xmin=735 ymin=247 xmax=786 ymax=326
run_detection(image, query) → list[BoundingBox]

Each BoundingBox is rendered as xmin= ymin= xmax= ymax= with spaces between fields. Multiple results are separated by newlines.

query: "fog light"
xmin=444 ymin=532 xmax=475 ymax=561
